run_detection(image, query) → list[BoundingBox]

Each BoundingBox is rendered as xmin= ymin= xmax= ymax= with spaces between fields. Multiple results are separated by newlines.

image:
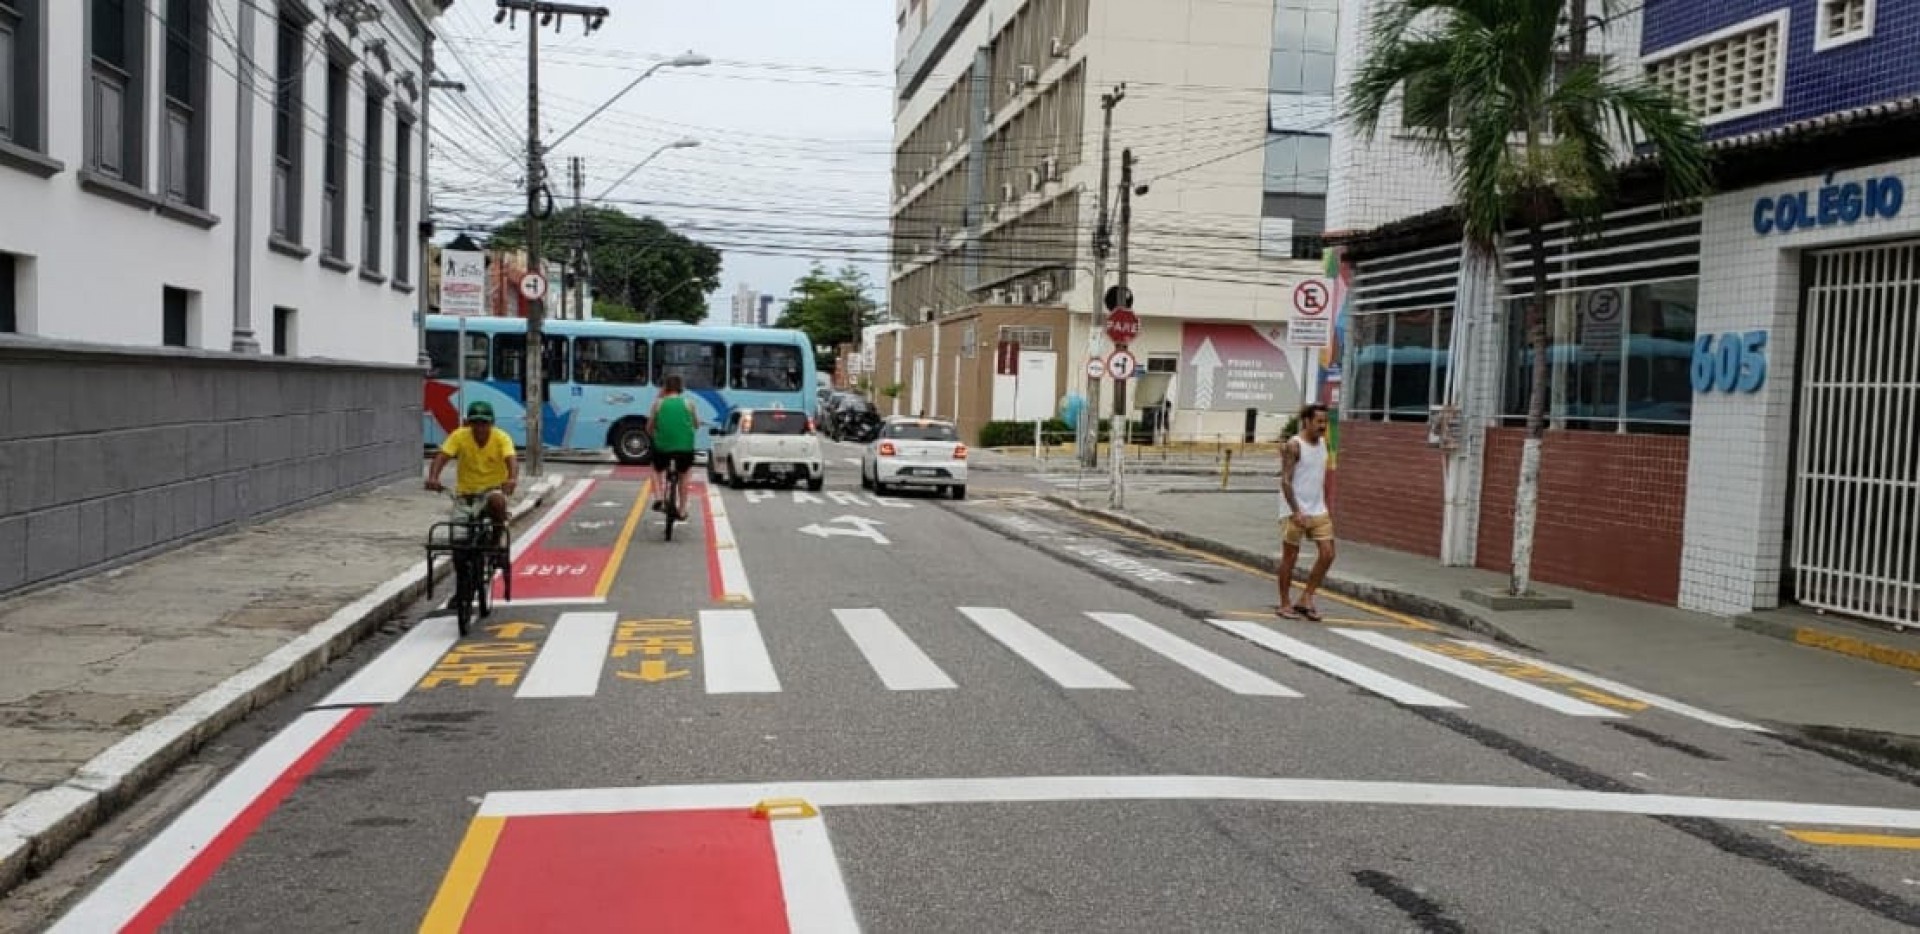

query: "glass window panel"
xmin=574 ymin=337 xmax=648 ymax=386
xmin=654 ymin=340 xmax=726 ymax=390
xmin=1348 ymin=314 xmax=1391 ymax=417
xmin=1273 ymin=7 xmax=1306 ymax=51
xmin=730 ymin=343 xmax=805 ymax=392
xmin=92 ymin=0 xmax=128 ymax=70
xmin=1302 ymin=52 xmax=1337 ymax=96
xmin=1270 ymin=48 xmax=1303 ymax=94
xmin=0 ymin=19 xmax=16 ymax=140
xmin=1304 ymin=10 xmax=1338 ymax=54
xmin=1294 ymin=134 xmax=1330 ymax=194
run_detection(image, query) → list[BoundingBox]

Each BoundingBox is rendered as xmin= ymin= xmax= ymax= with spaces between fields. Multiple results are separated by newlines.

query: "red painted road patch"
xmin=457 ymin=810 xmax=791 ymax=933
xmin=489 ymin=480 xmax=620 ymax=601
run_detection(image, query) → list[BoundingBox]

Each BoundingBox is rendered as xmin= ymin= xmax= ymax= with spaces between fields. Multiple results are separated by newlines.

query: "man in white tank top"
xmin=1278 ymin=403 xmax=1336 ymax=621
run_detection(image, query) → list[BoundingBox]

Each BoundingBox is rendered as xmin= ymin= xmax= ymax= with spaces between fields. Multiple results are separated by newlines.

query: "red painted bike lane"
xmin=491 ymin=476 xmax=649 ymax=603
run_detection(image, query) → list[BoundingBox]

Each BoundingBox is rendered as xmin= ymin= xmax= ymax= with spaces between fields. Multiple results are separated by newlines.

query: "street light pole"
xmin=592 ymin=138 xmax=701 ymax=203
xmin=1077 ymin=84 xmax=1124 ymax=471
xmin=496 ymin=0 xmax=609 ymax=478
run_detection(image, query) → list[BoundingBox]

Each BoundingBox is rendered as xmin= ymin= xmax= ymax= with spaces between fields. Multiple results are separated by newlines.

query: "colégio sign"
xmin=1752 ymin=173 xmax=1905 ymax=236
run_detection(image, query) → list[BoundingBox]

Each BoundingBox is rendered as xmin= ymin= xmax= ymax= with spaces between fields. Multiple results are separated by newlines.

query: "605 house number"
xmin=1691 ymin=331 xmax=1769 ymax=394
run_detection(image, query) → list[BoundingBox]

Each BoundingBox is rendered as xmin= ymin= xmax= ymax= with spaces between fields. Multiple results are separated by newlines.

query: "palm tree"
xmin=1344 ymin=0 xmax=1710 ymax=596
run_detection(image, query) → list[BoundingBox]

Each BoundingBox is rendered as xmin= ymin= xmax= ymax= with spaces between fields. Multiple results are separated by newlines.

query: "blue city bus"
xmin=423 ymin=315 xmax=817 ymax=463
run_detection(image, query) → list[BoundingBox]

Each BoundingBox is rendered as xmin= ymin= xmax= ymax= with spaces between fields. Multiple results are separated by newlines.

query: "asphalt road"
xmin=13 ymin=440 xmax=1920 ymax=932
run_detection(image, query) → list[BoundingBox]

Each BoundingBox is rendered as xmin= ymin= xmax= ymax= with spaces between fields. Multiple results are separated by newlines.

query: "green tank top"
xmin=653 ymin=395 xmax=697 ymax=452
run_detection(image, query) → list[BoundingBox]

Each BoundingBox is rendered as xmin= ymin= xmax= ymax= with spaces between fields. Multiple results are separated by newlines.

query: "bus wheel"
xmin=613 ymin=423 xmax=651 ymax=465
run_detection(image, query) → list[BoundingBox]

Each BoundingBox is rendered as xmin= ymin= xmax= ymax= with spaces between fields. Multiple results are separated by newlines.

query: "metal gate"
xmin=1793 ymin=241 xmax=1920 ymax=626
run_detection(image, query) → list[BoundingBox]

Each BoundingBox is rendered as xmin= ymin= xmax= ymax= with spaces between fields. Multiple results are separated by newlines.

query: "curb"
xmin=0 ymin=475 xmax=567 ymax=895
xmin=1734 ymin=614 xmax=1920 ymax=675
xmin=1037 ymin=494 xmax=1532 ymax=649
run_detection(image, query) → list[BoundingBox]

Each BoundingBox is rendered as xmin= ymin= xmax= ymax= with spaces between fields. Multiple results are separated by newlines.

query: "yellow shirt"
xmin=439 ymin=427 xmax=517 ymax=495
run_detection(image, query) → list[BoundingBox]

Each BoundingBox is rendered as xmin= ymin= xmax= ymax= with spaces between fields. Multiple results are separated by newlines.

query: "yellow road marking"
xmin=1786 ymin=829 xmax=1920 ymax=850
xmin=419 ymin=815 xmax=505 ymax=933
xmin=595 ymin=479 xmax=651 ymax=598
xmin=1213 ymin=609 xmax=1419 ymax=631
xmin=1055 ymin=509 xmax=1439 ymax=632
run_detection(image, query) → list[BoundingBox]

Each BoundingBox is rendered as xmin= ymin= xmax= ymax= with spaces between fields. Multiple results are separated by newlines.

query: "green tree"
xmin=775 ymin=264 xmax=882 ymax=371
xmin=1345 ymin=0 xmax=1709 ymax=596
xmin=488 ymin=207 xmax=721 ymax=324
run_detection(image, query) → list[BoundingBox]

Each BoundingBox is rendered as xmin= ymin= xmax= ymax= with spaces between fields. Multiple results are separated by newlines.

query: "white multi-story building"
xmin=730 ymin=283 xmax=760 ymax=328
xmin=888 ymin=0 xmax=1337 ymax=438
xmin=0 ymin=0 xmax=439 ymax=360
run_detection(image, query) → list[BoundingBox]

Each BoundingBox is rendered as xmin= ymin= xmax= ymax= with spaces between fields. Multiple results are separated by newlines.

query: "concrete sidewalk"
xmin=0 ymin=471 xmax=564 ymax=892
xmin=1046 ymin=488 xmax=1920 ymax=758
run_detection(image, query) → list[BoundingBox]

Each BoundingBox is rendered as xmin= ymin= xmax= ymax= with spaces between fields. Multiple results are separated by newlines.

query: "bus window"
xmin=493 ymin=333 xmax=570 ymax=384
xmin=427 ymin=330 xmax=489 ymax=379
xmin=574 ymin=337 xmax=648 ymax=386
xmin=730 ymin=343 xmax=804 ymax=392
xmin=653 ymin=340 xmax=726 ymax=389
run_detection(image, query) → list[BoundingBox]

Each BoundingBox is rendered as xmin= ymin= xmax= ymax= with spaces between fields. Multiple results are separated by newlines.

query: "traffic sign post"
xmin=1288 ymin=277 xmax=1333 ymax=349
xmin=520 ymin=273 xmax=549 ymax=302
xmin=1105 ymin=307 xmax=1141 ymax=347
xmin=1106 ymin=349 xmax=1138 ymax=381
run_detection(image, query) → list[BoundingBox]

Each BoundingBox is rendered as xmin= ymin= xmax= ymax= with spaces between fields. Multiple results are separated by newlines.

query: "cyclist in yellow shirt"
xmin=425 ymin=401 xmax=519 ymax=539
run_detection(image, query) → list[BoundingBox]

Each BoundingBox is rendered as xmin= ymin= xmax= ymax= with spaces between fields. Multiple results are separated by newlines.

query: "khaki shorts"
xmin=1282 ymin=513 xmax=1334 ymax=545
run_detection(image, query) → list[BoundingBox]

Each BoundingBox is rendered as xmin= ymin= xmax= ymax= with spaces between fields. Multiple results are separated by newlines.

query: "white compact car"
xmin=861 ymin=417 xmax=968 ymax=499
xmin=708 ymin=408 xmax=825 ymax=490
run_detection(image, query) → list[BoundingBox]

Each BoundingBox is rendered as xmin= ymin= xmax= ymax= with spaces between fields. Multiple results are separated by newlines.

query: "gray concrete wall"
xmin=0 ymin=337 xmax=422 ymax=595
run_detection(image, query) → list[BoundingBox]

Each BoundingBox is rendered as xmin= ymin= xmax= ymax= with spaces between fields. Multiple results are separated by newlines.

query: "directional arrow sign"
xmin=486 ymin=621 xmax=546 ymax=639
xmin=615 ymin=659 xmax=690 ymax=682
xmin=1190 ymin=337 xmax=1222 ymax=410
xmin=798 ymin=515 xmax=890 ymax=544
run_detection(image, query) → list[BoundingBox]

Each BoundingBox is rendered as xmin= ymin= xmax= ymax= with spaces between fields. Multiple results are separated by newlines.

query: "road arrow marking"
xmin=797 ymin=515 xmax=890 ymax=544
xmin=486 ymin=621 xmax=546 ymax=639
xmin=616 ymin=659 xmax=690 ymax=682
xmin=572 ymin=519 xmax=616 ymax=531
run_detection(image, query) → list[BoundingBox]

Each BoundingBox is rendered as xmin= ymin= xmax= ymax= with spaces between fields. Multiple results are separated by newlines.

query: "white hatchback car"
xmin=861 ymin=417 xmax=968 ymax=499
xmin=708 ymin=408 xmax=825 ymax=490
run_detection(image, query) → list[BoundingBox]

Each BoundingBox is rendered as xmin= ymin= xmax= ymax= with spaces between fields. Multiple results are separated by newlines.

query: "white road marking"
xmin=746 ymin=490 xmax=776 ymax=503
xmin=705 ymin=483 xmax=754 ymax=602
xmin=958 ymin=608 xmax=1130 ymax=690
xmin=1207 ymin=620 xmax=1462 ymax=708
xmin=493 ymin=597 xmax=608 ymax=608
xmin=477 ymin=774 xmax=1920 ymax=832
xmin=1447 ymin=640 xmax=1769 ymax=731
xmin=842 ymin=457 xmax=862 ymax=466
xmin=1086 ymin=613 xmax=1300 ymax=697
xmin=771 ymin=818 xmax=862 ymax=934
xmin=701 ymin=609 xmax=781 ymax=693
xmin=516 ymin=612 xmax=617 ymax=699
xmin=591 ymin=467 xmax=613 ymax=477
xmin=512 ymin=478 xmax=595 ymax=552
xmin=45 ymin=709 xmax=358 ymax=933
xmin=792 ymin=491 xmax=826 ymax=505
xmin=1335 ymin=629 xmax=1623 ymax=718
xmin=827 ymin=491 xmax=867 ymax=507
xmin=834 ymin=609 xmax=957 ymax=691
xmin=319 ymin=616 xmax=459 ymax=706
xmin=799 ymin=516 xmax=889 ymax=544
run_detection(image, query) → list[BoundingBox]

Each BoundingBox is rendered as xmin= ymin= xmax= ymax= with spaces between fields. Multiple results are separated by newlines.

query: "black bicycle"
xmin=425 ymin=492 xmax=512 ymax=636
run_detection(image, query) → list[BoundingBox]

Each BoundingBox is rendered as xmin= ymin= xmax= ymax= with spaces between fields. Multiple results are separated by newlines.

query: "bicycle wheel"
xmin=663 ymin=472 xmax=678 ymax=541
xmin=477 ymin=553 xmax=493 ymax=619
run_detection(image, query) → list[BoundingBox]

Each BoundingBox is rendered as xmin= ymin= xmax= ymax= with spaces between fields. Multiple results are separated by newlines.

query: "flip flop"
xmin=1277 ymin=605 xmax=1303 ymax=620
xmin=1296 ymin=605 xmax=1322 ymax=622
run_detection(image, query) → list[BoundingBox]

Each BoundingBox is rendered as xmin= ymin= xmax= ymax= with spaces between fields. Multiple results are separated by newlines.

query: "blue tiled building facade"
xmin=1641 ymin=0 xmax=1920 ymax=140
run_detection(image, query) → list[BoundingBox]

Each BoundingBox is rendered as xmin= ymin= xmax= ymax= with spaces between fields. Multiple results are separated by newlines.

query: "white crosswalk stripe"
xmin=835 ymin=609 xmax=958 ymax=691
xmin=517 ymin=612 xmax=617 ymax=699
xmin=395 ymin=607 xmax=1758 ymax=731
xmin=958 ymin=607 xmax=1131 ymax=690
xmin=1206 ymin=619 xmax=1465 ymax=708
xmin=1086 ymin=612 xmax=1300 ymax=697
xmin=700 ymin=609 xmax=782 ymax=694
xmin=1334 ymin=629 xmax=1623 ymax=718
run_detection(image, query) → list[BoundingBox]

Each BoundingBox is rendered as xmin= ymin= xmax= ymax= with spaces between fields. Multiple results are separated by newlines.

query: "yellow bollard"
xmin=1221 ymin=449 xmax=1232 ymax=490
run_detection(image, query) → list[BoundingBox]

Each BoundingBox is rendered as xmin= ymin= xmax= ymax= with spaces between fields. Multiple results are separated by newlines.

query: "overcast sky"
xmin=428 ymin=0 xmax=897 ymax=324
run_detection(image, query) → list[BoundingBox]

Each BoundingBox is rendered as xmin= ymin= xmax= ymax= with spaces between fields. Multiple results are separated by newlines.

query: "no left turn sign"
xmin=519 ymin=274 xmax=549 ymax=302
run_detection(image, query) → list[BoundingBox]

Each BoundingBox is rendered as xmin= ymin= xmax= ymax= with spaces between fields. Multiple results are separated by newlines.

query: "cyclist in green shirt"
xmin=647 ymin=374 xmax=701 ymax=520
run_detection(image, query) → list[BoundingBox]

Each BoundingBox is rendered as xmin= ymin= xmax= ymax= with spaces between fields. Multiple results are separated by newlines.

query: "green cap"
xmin=465 ymin=401 xmax=495 ymax=422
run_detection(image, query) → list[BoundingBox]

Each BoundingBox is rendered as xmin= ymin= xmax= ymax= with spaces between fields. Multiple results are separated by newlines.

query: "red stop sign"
xmin=1106 ymin=307 xmax=1140 ymax=345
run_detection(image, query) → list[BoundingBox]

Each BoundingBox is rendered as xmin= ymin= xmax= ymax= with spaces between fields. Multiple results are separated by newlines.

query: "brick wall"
xmin=1332 ymin=421 xmax=1447 ymax=558
xmin=0 ymin=338 xmax=422 ymax=596
xmin=1477 ymin=428 xmax=1689 ymax=605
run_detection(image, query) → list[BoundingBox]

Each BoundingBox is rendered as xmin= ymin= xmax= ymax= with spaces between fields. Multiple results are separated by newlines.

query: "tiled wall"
xmin=1642 ymin=0 xmax=1920 ymax=140
xmin=1476 ymin=428 xmax=1692 ymax=605
xmin=1332 ymin=421 xmax=1447 ymax=558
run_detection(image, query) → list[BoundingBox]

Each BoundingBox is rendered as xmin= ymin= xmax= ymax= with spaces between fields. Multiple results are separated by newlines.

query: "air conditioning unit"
xmin=1019 ymin=64 xmax=1038 ymax=86
xmin=921 ymin=307 xmax=936 ymax=324
xmin=1050 ymin=36 xmax=1068 ymax=58
xmin=985 ymin=203 xmax=1001 ymax=221
xmin=944 ymin=139 xmax=954 ymax=154
xmin=916 ymin=168 xmax=927 ymax=181
xmin=1027 ymin=168 xmax=1042 ymax=192
xmin=1006 ymin=79 xmax=1020 ymax=97
xmin=896 ymin=183 xmax=907 ymax=196
xmin=989 ymin=288 xmax=1008 ymax=304
xmin=1042 ymin=154 xmax=1059 ymax=181
xmin=1033 ymin=277 xmax=1055 ymax=301
xmin=933 ymin=225 xmax=948 ymax=244
xmin=1000 ymin=181 xmax=1015 ymax=201
xmin=954 ymin=126 xmax=966 ymax=143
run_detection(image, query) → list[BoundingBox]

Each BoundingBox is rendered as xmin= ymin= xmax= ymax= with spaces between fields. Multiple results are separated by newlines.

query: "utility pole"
xmin=1077 ymin=84 xmax=1124 ymax=471
xmin=1110 ymin=148 xmax=1136 ymax=510
xmin=496 ymin=1 xmax=609 ymax=477
xmin=1568 ymin=0 xmax=1589 ymax=61
xmin=569 ymin=155 xmax=586 ymax=321
xmin=418 ymin=39 xmax=465 ymax=365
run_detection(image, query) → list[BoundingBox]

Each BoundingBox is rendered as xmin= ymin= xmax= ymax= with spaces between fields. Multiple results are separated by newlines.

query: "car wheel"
xmin=728 ymin=458 xmax=746 ymax=490
xmin=951 ymin=484 xmax=967 ymax=501
xmin=706 ymin=454 xmax=720 ymax=484
xmin=807 ymin=475 xmax=824 ymax=492
xmin=860 ymin=466 xmax=872 ymax=490
xmin=613 ymin=424 xmax=651 ymax=465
